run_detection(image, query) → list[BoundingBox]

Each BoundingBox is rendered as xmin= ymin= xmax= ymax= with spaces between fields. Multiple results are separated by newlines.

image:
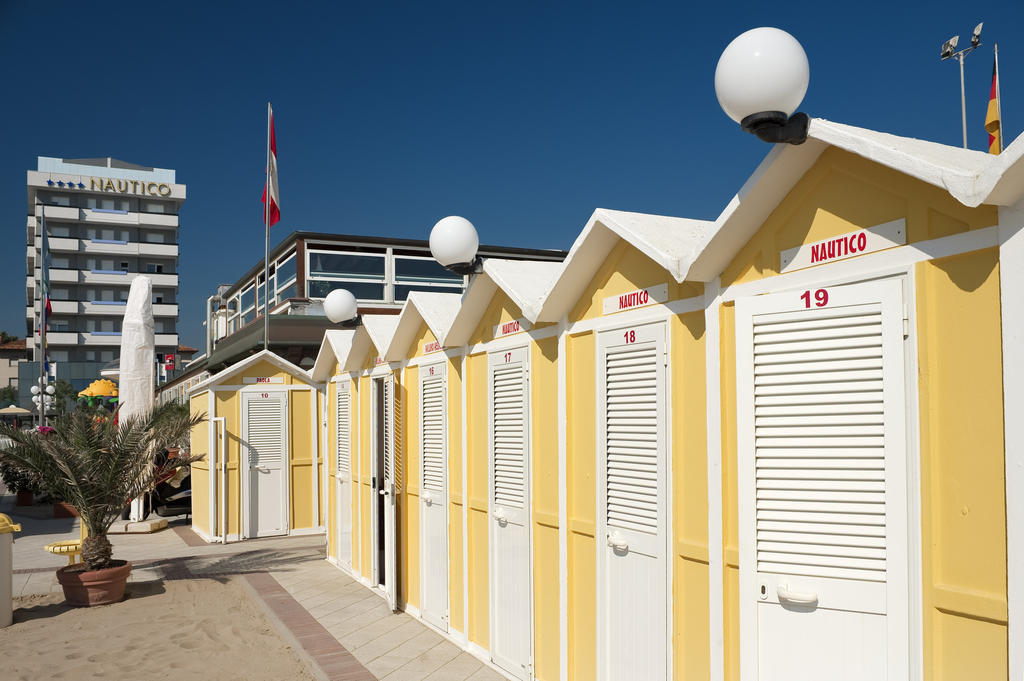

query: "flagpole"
xmin=264 ymin=102 xmax=271 ymax=352
xmin=995 ymin=43 xmax=1004 ymax=154
xmin=39 ymin=203 xmax=47 ymax=428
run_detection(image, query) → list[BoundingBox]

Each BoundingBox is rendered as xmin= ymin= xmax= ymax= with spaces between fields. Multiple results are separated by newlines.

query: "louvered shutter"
xmin=752 ymin=302 xmax=888 ymax=582
xmin=383 ymin=376 xmax=393 ymax=489
xmin=335 ymin=383 xmax=350 ymax=479
xmin=393 ymin=378 xmax=403 ymax=494
xmin=247 ymin=397 xmax=285 ymax=466
xmin=604 ymin=339 xmax=661 ymax=534
xmin=421 ymin=370 xmax=445 ymax=494
xmin=492 ymin=362 xmax=526 ymax=510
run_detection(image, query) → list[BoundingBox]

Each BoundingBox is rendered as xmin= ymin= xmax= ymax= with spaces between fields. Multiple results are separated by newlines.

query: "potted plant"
xmin=0 ymin=461 xmax=40 ymax=506
xmin=0 ymin=403 xmax=204 ymax=606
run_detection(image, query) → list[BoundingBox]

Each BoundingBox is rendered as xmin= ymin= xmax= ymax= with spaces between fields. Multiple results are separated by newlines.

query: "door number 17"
xmin=800 ymin=288 xmax=829 ymax=308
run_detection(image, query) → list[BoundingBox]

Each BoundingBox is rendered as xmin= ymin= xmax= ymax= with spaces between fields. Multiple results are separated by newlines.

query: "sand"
xmin=1 ymin=577 xmax=318 ymax=681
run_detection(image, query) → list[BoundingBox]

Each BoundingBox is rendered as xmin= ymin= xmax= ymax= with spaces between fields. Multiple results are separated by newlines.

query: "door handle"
xmin=423 ymin=491 xmax=433 ymax=505
xmin=607 ymin=532 xmax=628 ymax=552
xmin=493 ymin=507 xmax=507 ymax=523
xmin=253 ymin=464 xmax=269 ymax=472
xmin=777 ymin=584 xmax=818 ymax=607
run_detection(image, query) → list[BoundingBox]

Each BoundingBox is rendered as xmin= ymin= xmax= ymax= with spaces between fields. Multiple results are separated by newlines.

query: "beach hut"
xmin=441 ymin=258 xmax=563 ymax=680
xmin=188 ymin=350 xmax=324 ymax=543
xmin=380 ymin=291 xmax=463 ymax=634
xmin=310 ymin=315 xmax=401 ymax=607
xmin=531 ymin=209 xmax=712 ymax=681
xmin=682 ymin=119 xmax=1024 ymax=680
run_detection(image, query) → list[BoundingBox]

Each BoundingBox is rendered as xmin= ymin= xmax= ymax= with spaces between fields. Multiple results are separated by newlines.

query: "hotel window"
xmin=101 ymin=351 xmax=114 ymax=362
xmin=120 ymin=261 xmax=129 ymax=272
xmin=393 ymin=255 xmax=463 ymax=301
xmin=51 ymin=256 xmax=71 ymax=269
xmin=153 ymin=293 xmax=164 ymax=304
xmin=50 ymin=350 xmax=69 ymax=362
xmin=146 ymin=263 xmax=164 ymax=274
xmin=306 ymin=250 xmax=386 ymax=302
xmin=49 ymin=225 xmax=71 ymax=237
xmin=50 ymin=320 xmax=69 ymax=332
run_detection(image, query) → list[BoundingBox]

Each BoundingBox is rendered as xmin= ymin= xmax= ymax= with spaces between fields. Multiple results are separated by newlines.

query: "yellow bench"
xmin=45 ymin=521 xmax=88 ymax=565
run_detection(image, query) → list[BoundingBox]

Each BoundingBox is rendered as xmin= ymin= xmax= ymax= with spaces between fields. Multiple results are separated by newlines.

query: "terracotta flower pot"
xmin=56 ymin=560 xmax=132 ymax=607
xmin=15 ymin=491 xmax=33 ymax=506
xmin=53 ymin=501 xmax=78 ymax=518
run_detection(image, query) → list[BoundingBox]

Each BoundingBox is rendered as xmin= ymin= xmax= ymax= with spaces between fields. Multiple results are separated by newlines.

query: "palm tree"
xmin=0 ymin=403 xmax=204 ymax=570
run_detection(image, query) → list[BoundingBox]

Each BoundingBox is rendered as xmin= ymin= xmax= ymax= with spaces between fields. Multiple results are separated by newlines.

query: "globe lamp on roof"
xmin=429 ymin=216 xmax=481 ymax=275
xmin=324 ymin=288 xmax=361 ymax=328
xmin=714 ymin=27 xmax=810 ymax=144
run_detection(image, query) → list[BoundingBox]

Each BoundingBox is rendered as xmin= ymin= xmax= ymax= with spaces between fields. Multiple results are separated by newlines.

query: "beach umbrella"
xmin=119 ymin=276 xmax=155 ymax=521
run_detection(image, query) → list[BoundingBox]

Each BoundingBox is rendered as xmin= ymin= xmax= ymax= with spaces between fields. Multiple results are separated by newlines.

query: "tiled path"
xmin=4 ymin=497 xmax=505 ymax=681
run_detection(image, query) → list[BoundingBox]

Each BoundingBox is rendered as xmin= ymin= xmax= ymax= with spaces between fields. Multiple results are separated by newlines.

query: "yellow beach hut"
xmin=530 ymin=208 xmax=712 ymax=681
xmin=441 ymin=257 xmax=563 ymax=680
xmin=311 ymin=315 xmax=401 ymax=607
xmin=380 ymin=291 xmax=463 ymax=635
xmin=680 ymin=119 xmax=1024 ymax=681
xmin=188 ymin=349 xmax=325 ymax=543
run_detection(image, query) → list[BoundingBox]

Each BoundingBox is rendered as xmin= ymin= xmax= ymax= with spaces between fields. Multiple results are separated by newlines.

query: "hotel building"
xmin=23 ymin=156 xmax=184 ymax=399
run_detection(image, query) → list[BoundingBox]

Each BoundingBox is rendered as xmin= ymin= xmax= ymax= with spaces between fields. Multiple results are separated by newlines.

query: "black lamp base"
xmin=338 ymin=315 xmax=362 ymax=329
xmin=444 ymin=257 xmax=483 ymax=276
xmin=740 ymin=111 xmax=809 ymax=145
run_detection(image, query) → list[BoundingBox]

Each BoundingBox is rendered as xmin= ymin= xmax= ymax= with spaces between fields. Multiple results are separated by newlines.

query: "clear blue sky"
xmin=1 ymin=1 xmax=1020 ymax=351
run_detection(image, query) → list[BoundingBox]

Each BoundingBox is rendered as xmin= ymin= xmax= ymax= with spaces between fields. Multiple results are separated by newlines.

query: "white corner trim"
xmin=557 ymin=319 xmax=569 ymax=681
xmin=999 ymin=205 xmax=1024 ymax=681
xmin=704 ymin=278 xmax=725 ymax=681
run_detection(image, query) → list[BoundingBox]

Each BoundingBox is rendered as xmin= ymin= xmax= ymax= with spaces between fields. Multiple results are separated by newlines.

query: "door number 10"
xmin=800 ymin=288 xmax=829 ymax=308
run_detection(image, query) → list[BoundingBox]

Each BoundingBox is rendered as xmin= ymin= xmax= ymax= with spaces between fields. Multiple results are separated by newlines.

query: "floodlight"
xmin=941 ymin=35 xmax=959 ymax=59
xmin=971 ymin=23 xmax=983 ymax=47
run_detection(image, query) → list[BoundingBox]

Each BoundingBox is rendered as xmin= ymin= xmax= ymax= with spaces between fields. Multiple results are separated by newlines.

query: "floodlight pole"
xmin=958 ymin=52 xmax=968 ymax=149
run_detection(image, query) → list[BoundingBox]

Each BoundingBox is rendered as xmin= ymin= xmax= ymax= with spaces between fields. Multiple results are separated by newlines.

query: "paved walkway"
xmin=3 ymin=496 xmax=504 ymax=681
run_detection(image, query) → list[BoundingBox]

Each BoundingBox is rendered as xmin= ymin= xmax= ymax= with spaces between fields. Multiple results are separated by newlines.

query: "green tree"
xmin=0 ymin=385 xmax=16 ymax=407
xmin=0 ymin=331 xmax=17 ymax=345
xmin=52 ymin=379 xmax=76 ymax=415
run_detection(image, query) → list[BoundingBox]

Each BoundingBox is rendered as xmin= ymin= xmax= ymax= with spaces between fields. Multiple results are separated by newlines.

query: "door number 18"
xmin=800 ymin=288 xmax=829 ymax=308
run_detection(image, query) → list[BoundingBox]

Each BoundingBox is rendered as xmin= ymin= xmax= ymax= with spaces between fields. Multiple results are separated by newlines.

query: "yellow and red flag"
xmin=985 ymin=53 xmax=1002 ymax=154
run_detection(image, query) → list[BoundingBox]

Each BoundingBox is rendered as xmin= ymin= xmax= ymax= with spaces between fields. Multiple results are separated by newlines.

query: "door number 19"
xmin=800 ymin=288 xmax=829 ymax=308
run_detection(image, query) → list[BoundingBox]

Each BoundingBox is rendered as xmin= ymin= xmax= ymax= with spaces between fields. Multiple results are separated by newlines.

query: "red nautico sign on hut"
xmin=493 ymin=318 xmax=531 ymax=339
xmin=779 ymin=219 xmax=906 ymax=273
xmin=602 ymin=283 xmax=669 ymax=315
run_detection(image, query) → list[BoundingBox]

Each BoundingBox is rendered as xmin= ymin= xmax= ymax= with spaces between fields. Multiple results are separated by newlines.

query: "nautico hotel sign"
xmin=46 ymin=176 xmax=173 ymax=197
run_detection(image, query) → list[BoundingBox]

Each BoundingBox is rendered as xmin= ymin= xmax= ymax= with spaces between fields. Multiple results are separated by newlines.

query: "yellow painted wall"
xmin=190 ymin=392 xmax=210 ymax=535
xmin=468 ymin=288 xmax=554 ymax=346
xmin=720 ymin=147 xmax=998 ymax=289
xmin=448 ymin=356 xmax=465 ymax=634
xmin=671 ymin=310 xmax=709 ymax=681
xmin=565 ymin=330 xmax=596 ymax=681
xmin=715 ymin=148 xmax=1006 ymax=680
xmin=289 ymin=389 xmax=317 ymax=531
xmin=326 ymin=380 xmax=337 ymax=560
xmin=532 ymin=336 xmax=560 ymax=681
xmin=402 ymin=364 xmax=420 ymax=610
xmin=569 ymin=240 xmax=703 ymax=324
xmin=916 ymin=249 xmax=1007 ymax=680
xmin=466 ymin=350 xmax=490 ymax=648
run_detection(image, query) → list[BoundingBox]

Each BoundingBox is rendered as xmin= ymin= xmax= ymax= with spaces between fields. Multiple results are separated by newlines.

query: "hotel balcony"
xmin=138 ymin=242 xmax=179 ymax=257
xmin=49 ymin=301 xmax=78 ymax=314
xmin=44 ymin=332 xmax=80 ymax=345
xmin=81 ymin=239 xmax=136 ymax=256
xmin=155 ymin=333 xmax=179 ymax=346
xmin=153 ymin=303 xmax=179 ymax=317
xmin=34 ymin=205 xmax=79 ymax=221
xmin=49 ymin=268 xmax=80 ymax=283
xmin=138 ymin=213 xmax=178 ymax=228
xmin=81 ymin=332 xmax=123 ymax=345
xmin=47 ymin=237 xmax=79 ymax=252
xmin=80 ymin=208 xmax=136 ymax=225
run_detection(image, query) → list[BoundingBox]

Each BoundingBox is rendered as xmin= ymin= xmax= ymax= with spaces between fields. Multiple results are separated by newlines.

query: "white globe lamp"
xmin=45 ymin=384 xmax=55 ymax=395
xmin=715 ymin=27 xmax=810 ymax=144
xmin=429 ymin=216 xmax=480 ymax=275
xmin=323 ymin=288 xmax=361 ymax=328
xmin=30 ymin=385 xmax=40 ymax=395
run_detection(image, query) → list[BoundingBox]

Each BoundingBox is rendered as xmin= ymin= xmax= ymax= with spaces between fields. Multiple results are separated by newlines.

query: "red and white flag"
xmin=261 ymin=103 xmax=281 ymax=227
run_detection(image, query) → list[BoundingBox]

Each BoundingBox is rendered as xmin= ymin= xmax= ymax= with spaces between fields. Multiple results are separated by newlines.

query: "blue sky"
xmin=1 ymin=1 xmax=1020 ymax=351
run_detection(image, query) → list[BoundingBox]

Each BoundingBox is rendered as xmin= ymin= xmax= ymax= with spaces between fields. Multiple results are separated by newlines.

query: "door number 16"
xmin=800 ymin=288 xmax=829 ymax=308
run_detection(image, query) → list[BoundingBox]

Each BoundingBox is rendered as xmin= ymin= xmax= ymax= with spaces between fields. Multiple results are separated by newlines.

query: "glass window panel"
xmin=242 ymin=310 xmax=254 ymax=326
xmin=276 ymin=255 xmax=297 ymax=288
xmin=277 ymin=283 xmax=297 ymax=300
xmin=308 ymin=252 xmax=385 ymax=280
xmin=240 ymin=287 xmax=254 ymax=311
xmin=394 ymin=257 xmax=463 ymax=284
xmin=394 ymin=283 xmax=462 ymax=301
xmin=308 ymin=280 xmax=384 ymax=301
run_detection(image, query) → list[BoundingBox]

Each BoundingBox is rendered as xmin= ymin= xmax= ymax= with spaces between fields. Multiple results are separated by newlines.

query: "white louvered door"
xmin=488 ymin=346 xmax=531 ymax=680
xmin=382 ymin=375 xmax=398 ymax=611
xmin=597 ymin=322 xmax=668 ymax=681
xmin=335 ymin=381 xmax=353 ymax=569
xmin=736 ymin=279 xmax=909 ymax=681
xmin=243 ymin=391 xmax=288 ymax=538
xmin=420 ymin=362 xmax=449 ymax=630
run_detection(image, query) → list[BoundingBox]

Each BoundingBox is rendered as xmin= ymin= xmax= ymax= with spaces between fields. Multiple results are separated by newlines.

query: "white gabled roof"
xmin=444 ymin=259 xmax=563 ymax=346
xmin=309 ymin=329 xmax=356 ymax=382
xmin=383 ymin=292 xmax=463 ymax=361
xmin=688 ymin=119 xmax=1024 ymax=281
xmin=189 ymin=349 xmax=316 ymax=394
xmin=335 ymin=314 xmax=401 ymax=372
xmin=533 ymin=208 xmax=712 ymax=323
